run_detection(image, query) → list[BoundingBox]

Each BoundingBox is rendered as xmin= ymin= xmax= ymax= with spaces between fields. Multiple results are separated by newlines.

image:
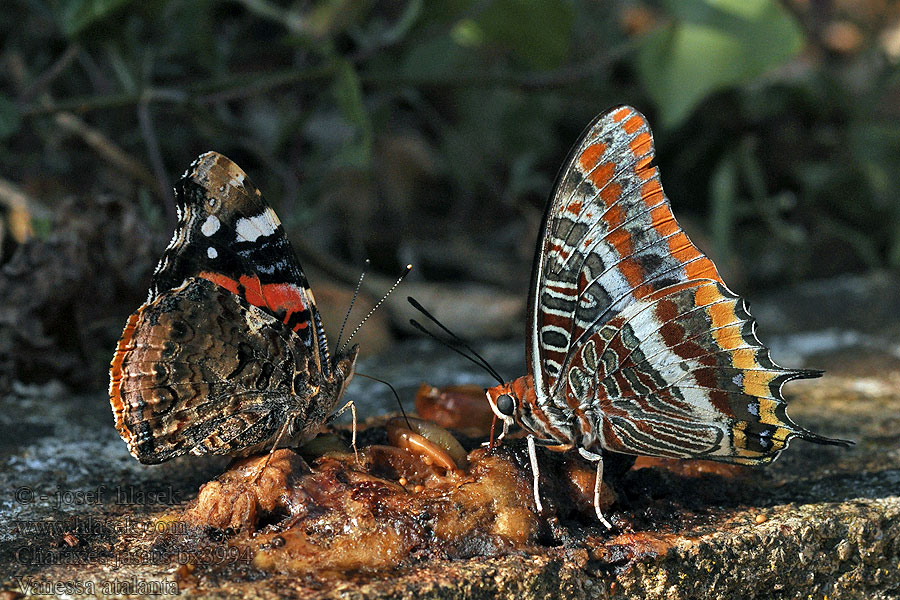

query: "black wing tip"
xmin=132 ymin=447 xmax=172 ymax=464
xmin=792 ymin=368 xmax=825 ymax=381
xmin=797 ymin=430 xmax=854 ymax=448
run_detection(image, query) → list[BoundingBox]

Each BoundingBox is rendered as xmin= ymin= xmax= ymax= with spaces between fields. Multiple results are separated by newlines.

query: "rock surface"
xmin=1 ymin=272 xmax=899 ymax=599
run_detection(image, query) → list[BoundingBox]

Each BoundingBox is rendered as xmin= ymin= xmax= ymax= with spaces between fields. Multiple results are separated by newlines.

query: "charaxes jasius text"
xmin=484 ymin=106 xmax=852 ymax=526
xmin=110 ymin=152 xmax=358 ymax=464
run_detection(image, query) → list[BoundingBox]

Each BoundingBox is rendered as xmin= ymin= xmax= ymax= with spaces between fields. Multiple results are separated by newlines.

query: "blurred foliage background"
xmin=1 ymin=0 xmax=899 ymax=390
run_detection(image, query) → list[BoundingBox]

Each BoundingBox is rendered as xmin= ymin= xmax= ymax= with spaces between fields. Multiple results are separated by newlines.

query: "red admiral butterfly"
xmin=110 ymin=152 xmax=358 ymax=463
xmin=482 ymin=106 xmax=852 ymax=526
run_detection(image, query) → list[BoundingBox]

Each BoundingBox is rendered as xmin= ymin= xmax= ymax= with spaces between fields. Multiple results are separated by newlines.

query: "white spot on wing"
xmin=235 ymin=207 xmax=280 ymax=243
xmin=201 ymin=215 xmax=221 ymax=237
xmin=207 ymin=247 xmax=218 ymax=259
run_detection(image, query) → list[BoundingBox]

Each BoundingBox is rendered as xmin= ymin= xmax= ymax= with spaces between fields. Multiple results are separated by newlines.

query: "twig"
xmin=137 ymin=99 xmax=174 ymax=221
xmin=192 ymin=63 xmax=337 ymax=104
xmin=19 ymin=44 xmax=80 ymax=102
xmin=233 ymin=0 xmax=304 ymax=34
xmin=53 ymin=111 xmax=159 ymax=192
xmin=359 ymin=39 xmax=637 ymax=89
xmin=22 ymin=88 xmax=189 ymax=117
xmin=20 ymin=40 xmax=636 ymax=118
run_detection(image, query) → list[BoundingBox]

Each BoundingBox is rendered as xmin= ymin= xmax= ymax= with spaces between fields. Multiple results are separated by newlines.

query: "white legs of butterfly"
xmin=526 ymin=435 xmax=544 ymax=513
xmin=578 ymin=447 xmax=613 ymax=529
xmin=327 ymin=399 xmax=359 ymax=462
xmin=526 ymin=435 xmax=613 ymax=529
xmin=594 ymin=458 xmax=612 ymax=529
xmin=592 ymin=456 xmax=613 ymax=529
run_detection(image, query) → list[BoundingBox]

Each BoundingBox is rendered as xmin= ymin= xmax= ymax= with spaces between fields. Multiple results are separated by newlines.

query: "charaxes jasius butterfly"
xmin=110 ymin=152 xmax=360 ymax=463
xmin=482 ymin=106 xmax=852 ymax=526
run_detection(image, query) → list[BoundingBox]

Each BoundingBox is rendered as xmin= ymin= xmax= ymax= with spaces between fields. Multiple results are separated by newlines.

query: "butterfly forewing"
xmin=150 ymin=152 xmax=330 ymax=376
xmin=529 ymin=106 xmax=723 ymax=397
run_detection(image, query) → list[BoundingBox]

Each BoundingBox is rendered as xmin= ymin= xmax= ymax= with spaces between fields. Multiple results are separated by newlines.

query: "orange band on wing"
xmin=600 ymin=182 xmax=623 ymax=206
xmin=629 ymin=132 xmax=652 ymax=157
xmin=109 ymin=309 xmax=142 ymax=442
xmin=199 ymin=272 xmax=310 ymax=331
xmin=613 ymin=107 xmax=632 ymax=122
xmin=623 ymin=115 xmax=643 ymax=134
xmin=579 ymin=142 xmax=607 ymax=171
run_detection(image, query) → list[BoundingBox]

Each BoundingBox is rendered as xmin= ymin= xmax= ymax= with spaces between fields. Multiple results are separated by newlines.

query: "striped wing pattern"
xmin=529 ymin=106 xmax=844 ymax=462
xmin=563 ymin=279 xmax=825 ymax=461
xmin=530 ymin=106 xmax=722 ymax=398
xmin=110 ymin=278 xmax=323 ymax=463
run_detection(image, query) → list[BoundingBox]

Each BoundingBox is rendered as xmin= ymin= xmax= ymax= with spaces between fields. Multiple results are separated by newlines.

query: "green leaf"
xmin=332 ymin=60 xmax=372 ymax=168
xmin=706 ymin=0 xmax=775 ymax=21
xmin=636 ymin=0 xmax=804 ymax=128
xmin=56 ymin=0 xmax=132 ymax=38
xmin=451 ymin=18 xmax=484 ymax=48
xmin=0 ymin=96 xmax=22 ymax=140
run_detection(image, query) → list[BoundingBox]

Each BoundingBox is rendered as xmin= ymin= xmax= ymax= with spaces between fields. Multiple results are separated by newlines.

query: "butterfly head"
xmin=332 ymin=343 xmax=360 ymax=399
xmin=485 ymin=383 xmax=519 ymax=427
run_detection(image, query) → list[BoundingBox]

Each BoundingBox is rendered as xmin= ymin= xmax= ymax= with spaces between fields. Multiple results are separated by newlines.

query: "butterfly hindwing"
xmin=110 ymin=277 xmax=326 ymax=463
xmin=110 ymin=152 xmax=361 ymax=465
xmin=565 ymin=279 xmax=825 ymax=461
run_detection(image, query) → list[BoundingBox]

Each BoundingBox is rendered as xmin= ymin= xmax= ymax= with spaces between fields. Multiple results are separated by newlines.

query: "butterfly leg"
xmin=577 ymin=447 xmax=613 ymax=528
xmin=327 ymin=399 xmax=359 ymax=463
xmin=349 ymin=402 xmax=358 ymax=463
xmin=251 ymin=420 xmax=292 ymax=484
xmin=483 ymin=416 xmax=511 ymax=448
xmin=592 ymin=457 xmax=613 ymax=529
xmin=526 ymin=434 xmax=544 ymax=514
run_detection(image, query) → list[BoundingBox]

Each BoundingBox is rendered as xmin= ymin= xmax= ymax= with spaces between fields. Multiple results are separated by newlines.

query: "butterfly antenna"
xmin=409 ymin=319 xmax=505 ymax=386
xmin=407 ymin=297 xmax=505 ymax=384
xmin=335 ymin=259 xmax=369 ymax=352
xmin=338 ymin=264 xmax=413 ymax=354
xmin=356 ymin=372 xmax=411 ymax=429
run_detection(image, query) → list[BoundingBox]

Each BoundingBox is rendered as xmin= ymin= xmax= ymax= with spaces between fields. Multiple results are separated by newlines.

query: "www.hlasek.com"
xmin=14 ymin=515 xmax=189 ymax=537
xmin=14 ymin=576 xmax=179 ymax=596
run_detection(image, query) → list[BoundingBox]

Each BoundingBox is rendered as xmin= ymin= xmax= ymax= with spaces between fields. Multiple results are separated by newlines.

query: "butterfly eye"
xmin=496 ymin=394 xmax=515 ymax=417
